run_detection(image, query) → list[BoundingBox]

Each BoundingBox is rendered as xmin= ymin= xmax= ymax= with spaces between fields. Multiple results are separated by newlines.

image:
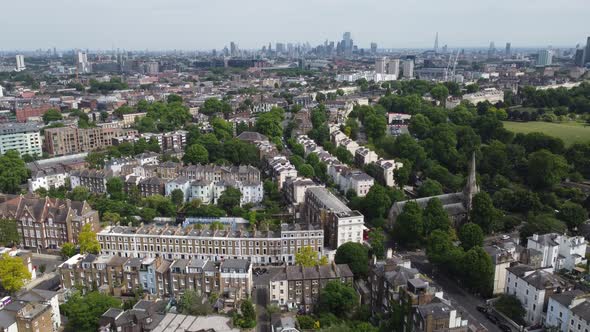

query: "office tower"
xmin=574 ymin=49 xmax=585 ymax=67
xmin=585 ymin=36 xmax=590 ymax=64
xmin=434 ymin=32 xmax=439 ymax=53
xmin=387 ymin=59 xmax=400 ymax=77
xmin=505 ymin=42 xmax=511 ymax=57
xmin=370 ymin=42 xmax=377 ymax=54
xmin=538 ymin=49 xmax=553 ymax=66
xmin=276 ymin=43 xmax=285 ymax=54
xmin=342 ymin=32 xmax=353 ymax=57
xmin=0 ymin=84 xmax=3 ymax=97
xmin=230 ymin=42 xmax=237 ymax=57
xmin=375 ymin=57 xmax=387 ymax=74
xmin=15 ymin=55 xmax=25 ymax=71
xmin=146 ymin=61 xmax=159 ymax=75
xmin=77 ymin=51 xmax=90 ymax=73
xmin=488 ymin=41 xmax=496 ymax=58
xmin=402 ymin=59 xmax=414 ymax=78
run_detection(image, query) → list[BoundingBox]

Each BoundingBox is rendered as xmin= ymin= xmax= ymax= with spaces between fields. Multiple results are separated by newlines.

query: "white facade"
xmin=188 ymin=180 xmax=263 ymax=206
xmin=376 ymin=159 xmax=403 ymax=187
xmin=0 ymin=123 xmax=42 ymax=157
xmin=505 ymin=266 xmax=558 ymax=326
xmin=28 ymin=171 xmax=68 ymax=192
xmin=335 ymin=213 xmax=364 ymax=247
xmin=546 ymin=291 xmax=589 ymax=332
xmin=527 ymin=233 xmax=587 ymax=272
xmin=15 ymin=55 xmax=25 ymax=71
xmin=569 ymin=301 xmax=590 ymax=332
xmin=268 ymin=156 xmax=298 ymax=190
xmin=165 ymin=177 xmax=192 ymax=202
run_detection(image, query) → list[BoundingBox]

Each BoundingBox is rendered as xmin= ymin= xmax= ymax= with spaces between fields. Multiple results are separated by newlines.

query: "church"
xmin=388 ymin=153 xmax=479 ymax=227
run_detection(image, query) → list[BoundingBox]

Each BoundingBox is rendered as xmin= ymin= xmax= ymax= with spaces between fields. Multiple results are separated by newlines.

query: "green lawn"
xmin=502 ymin=121 xmax=590 ymax=146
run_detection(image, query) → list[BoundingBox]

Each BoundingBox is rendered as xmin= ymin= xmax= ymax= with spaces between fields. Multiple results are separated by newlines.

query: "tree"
xmin=361 ymin=184 xmax=392 ymax=220
xmin=106 ymin=177 xmax=125 ymax=200
xmin=557 ymin=201 xmax=588 ymax=230
xmin=335 ymin=242 xmax=369 ymax=279
xmin=295 ymin=246 xmax=326 ymax=267
xmin=0 ymin=253 xmax=32 ymax=293
xmin=430 ymin=84 xmax=449 ymax=105
xmin=297 ymin=315 xmax=315 ymax=329
xmin=69 ymin=186 xmax=90 ymax=201
xmin=317 ymin=281 xmax=358 ymax=317
xmin=335 ymin=146 xmax=354 ymax=165
xmin=426 ymin=230 xmax=457 ymax=266
xmin=417 ymin=179 xmax=443 ymax=197
xmin=167 ymin=94 xmax=183 ymax=104
xmin=79 ymin=224 xmax=100 ymax=254
xmin=234 ymin=299 xmax=256 ymax=329
xmin=61 ymin=242 xmax=77 ymax=258
xmin=422 ymin=198 xmax=451 ymax=235
xmin=393 ymin=201 xmax=424 ymax=248
xmin=0 ymin=219 xmax=20 ymax=246
xmin=183 ymin=144 xmax=209 ymax=164
xmin=494 ymin=295 xmax=526 ymax=325
xmin=0 ymin=150 xmax=29 ymax=194
xmin=458 ymin=223 xmax=484 ymax=250
xmin=459 ymin=246 xmax=494 ymax=296
xmin=527 ymin=149 xmax=568 ymax=189
xmin=42 ymin=108 xmax=63 ymax=124
xmin=200 ymin=98 xmax=231 ymax=115
xmin=470 ymin=192 xmax=500 ymax=234
xmin=217 ymin=187 xmax=242 ymax=213
xmin=298 ymin=164 xmax=315 ymax=178
xmin=368 ymin=228 xmax=386 ymax=259
xmin=85 ymin=152 xmax=106 ymax=169
xmin=171 ymin=189 xmax=185 ymax=206
xmin=61 ymin=291 xmax=122 ymax=332
xmin=364 ymin=113 xmax=387 ymax=141
xmin=102 ymin=211 xmax=121 ymax=225
xmin=178 ymin=290 xmax=212 ymax=316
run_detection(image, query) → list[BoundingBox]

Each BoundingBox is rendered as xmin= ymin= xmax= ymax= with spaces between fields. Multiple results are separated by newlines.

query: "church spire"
xmin=463 ymin=152 xmax=479 ymax=210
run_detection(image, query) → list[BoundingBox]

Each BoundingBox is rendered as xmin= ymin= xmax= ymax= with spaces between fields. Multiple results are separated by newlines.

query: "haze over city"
xmin=3 ymin=0 xmax=590 ymax=50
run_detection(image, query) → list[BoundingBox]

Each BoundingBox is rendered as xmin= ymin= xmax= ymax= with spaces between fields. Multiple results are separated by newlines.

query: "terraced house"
xmin=97 ymin=219 xmax=323 ymax=265
xmin=0 ymin=195 xmax=99 ymax=249
xmin=59 ymin=254 xmax=252 ymax=307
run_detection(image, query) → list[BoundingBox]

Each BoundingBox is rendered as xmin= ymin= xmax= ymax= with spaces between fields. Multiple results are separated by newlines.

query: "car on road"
xmin=476 ymin=305 xmax=488 ymax=313
xmin=500 ymin=235 xmax=510 ymax=240
xmin=498 ymin=323 xmax=512 ymax=332
xmin=485 ymin=313 xmax=499 ymax=324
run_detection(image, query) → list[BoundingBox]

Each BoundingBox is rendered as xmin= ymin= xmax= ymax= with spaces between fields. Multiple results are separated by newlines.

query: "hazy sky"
xmin=3 ymin=0 xmax=589 ymax=50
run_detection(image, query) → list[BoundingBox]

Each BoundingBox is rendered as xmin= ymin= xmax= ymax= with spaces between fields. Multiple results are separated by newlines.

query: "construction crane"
xmin=444 ymin=51 xmax=460 ymax=82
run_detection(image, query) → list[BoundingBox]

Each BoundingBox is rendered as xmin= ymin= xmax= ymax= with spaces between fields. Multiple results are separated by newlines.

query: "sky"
xmin=2 ymin=0 xmax=589 ymax=51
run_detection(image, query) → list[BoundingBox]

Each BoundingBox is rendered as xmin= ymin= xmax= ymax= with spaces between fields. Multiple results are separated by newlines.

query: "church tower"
xmin=463 ymin=152 xmax=479 ymax=211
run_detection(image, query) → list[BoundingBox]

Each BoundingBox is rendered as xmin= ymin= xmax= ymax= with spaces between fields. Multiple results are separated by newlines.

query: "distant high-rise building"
xmin=342 ymin=32 xmax=353 ymax=57
xmin=505 ymin=42 xmax=511 ymax=57
xmin=538 ymin=49 xmax=553 ymax=66
xmin=574 ymin=48 xmax=585 ymax=67
xmin=375 ymin=57 xmax=387 ymax=74
xmin=77 ymin=51 xmax=90 ymax=73
xmin=146 ymin=61 xmax=159 ymax=75
xmin=585 ymin=36 xmax=590 ymax=64
xmin=370 ymin=42 xmax=377 ymax=54
xmin=488 ymin=41 xmax=496 ymax=58
xmin=402 ymin=59 xmax=414 ymax=78
xmin=230 ymin=42 xmax=238 ymax=57
xmin=0 ymin=84 xmax=3 ymax=98
xmin=276 ymin=43 xmax=285 ymax=54
xmin=434 ymin=32 xmax=439 ymax=53
xmin=387 ymin=59 xmax=400 ymax=77
xmin=15 ymin=55 xmax=25 ymax=72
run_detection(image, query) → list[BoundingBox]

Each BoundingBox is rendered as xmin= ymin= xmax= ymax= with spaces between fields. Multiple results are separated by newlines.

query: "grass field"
xmin=502 ymin=121 xmax=590 ymax=146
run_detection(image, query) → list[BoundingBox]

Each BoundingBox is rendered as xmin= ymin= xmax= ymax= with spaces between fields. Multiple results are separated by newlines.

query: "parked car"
xmin=498 ymin=323 xmax=512 ymax=332
xmin=476 ymin=305 xmax=488 ymax=313
xmin=485 ymin=313 xmax=499 ymax=324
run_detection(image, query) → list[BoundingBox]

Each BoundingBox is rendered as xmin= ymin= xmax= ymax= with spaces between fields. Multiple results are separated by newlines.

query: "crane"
xmin=444 ymin=51 xmax=459 ymax=82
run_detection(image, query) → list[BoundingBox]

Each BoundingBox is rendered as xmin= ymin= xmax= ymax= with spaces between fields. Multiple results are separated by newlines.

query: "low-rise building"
xmin=70 ymin=169 xmax=112 ymax=194
xmin=527 ymin=233 xmax=587 ymax=272
xmin=545 ymin=290 xmax=589 ymax=331
xmin=269 ymin=262 xmax=354 ymax=312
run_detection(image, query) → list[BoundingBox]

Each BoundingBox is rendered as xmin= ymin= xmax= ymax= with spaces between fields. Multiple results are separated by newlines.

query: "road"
xmin=253 ymin=267 xmax=283 ymax=332
xmin=405 ymin=251 xmax=504 ymax=332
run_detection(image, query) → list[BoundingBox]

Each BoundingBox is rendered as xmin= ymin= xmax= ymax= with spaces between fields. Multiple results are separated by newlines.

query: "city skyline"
xmin=2 ymin=0 xmax=589 ymax=50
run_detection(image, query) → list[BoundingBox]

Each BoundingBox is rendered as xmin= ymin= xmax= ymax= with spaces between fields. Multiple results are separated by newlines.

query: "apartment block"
xmin=0 ymin=122 xmax=42 ymax=157
xmin=303 ymin=187 xmax=364 ymax=250
xmin=43 ymin=126 xmax=137 ymax=156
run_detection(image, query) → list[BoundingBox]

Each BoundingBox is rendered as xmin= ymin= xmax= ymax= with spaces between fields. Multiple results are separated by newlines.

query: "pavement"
xmin=404 ymin=251 xmax=505 ymax=332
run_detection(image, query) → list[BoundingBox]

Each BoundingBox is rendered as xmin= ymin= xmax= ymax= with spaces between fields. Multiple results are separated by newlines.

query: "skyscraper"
xmin=342 ymin=32 xmax=353 ymax=57
xmin=538 ymin=49 xmax=553 ymax=66
xmin=505 ymin=42 xmax=511 ymax=57
xmin=434 ymin=32 xmax=439 ymax=53
xmin=77 ymin=51 xmax=90 ymax=73
xmin=387 ymin=59 xmax=400 ymax=78
xmin=230 ymin=42 xmax=237 ymax=57
xmin=585 ymin=36 xmax=590 ymax=64
xmin=402 ymin=59 xmax=414 ymax=78
xmin=15 ymin=55 xmax=25 ymax=72
xmin=375 ymin=57 xmax=387 ymax=74
xmin=370 ymin=42 xmax=377 ymax=55
xmin=574 ymin=49 xmax=585 ymax=67
xmin=488 ymin=42 xmax=496 ymax=58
